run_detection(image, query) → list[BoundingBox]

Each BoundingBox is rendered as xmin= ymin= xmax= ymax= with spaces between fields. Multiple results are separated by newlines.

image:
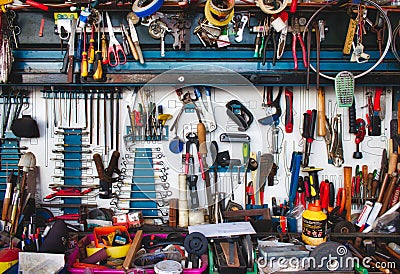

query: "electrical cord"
xmin=302 ymin=0 xmax=392 ymax=80
xmin=391 ymin=20 xmax=400 ymax=63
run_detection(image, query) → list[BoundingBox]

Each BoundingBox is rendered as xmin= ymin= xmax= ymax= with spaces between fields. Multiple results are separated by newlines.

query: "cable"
xmin=391 ymin=20 xmax=400 ymax=63
xmin=302 ymin=0 xmax=392 ymax=80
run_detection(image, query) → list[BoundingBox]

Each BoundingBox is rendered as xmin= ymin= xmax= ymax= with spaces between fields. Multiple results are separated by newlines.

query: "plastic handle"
xmin=292 ymin=34 xmax=298 ymax=70
xmin=309 ymin=109 xmax=317 ymax=142
xmin=290 ymin=0 xmax=297 ymax=13
xmin=26 ymin=0 xmax=49 ymax=11
xmin=348 ymin=100 xmax=357 ymax=134
xmin=302 ymin=113 xmax=310 ymax=138
xmin=285 ymin=89 xmax=293 ymax=133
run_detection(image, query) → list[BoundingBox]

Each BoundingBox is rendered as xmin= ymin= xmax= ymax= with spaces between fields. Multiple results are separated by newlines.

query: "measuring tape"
xmin=132 ymin=0 xmax=164 ymax=18
xmin=343 ymin=18 xmax=357 ymax=55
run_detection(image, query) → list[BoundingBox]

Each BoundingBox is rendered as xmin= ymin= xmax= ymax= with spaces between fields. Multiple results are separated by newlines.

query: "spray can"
xmin=301 ymin=200 xmax=327 ymax=246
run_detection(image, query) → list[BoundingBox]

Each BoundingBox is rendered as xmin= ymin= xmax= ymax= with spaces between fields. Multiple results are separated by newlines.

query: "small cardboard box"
xmin=18 ymin=252 xmax=65 ymax=274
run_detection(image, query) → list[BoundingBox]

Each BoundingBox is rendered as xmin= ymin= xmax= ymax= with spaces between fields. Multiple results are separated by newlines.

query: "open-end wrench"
xmin=115 ymin=181 xmax=170 ymax=190
xmin=114 ymin=189 xmax=172 ymax=198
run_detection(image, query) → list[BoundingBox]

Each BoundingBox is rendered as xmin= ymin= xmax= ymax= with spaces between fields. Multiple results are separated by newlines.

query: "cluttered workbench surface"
xmin=0 ymin=0 xmax=400 ymax=273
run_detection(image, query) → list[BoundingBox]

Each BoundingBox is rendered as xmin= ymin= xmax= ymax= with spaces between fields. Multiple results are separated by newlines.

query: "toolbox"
xmin=68 ymin=233 xmax=208 ymax=273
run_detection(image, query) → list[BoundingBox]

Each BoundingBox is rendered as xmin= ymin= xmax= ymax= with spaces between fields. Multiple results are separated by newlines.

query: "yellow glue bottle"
xmin=301 ymin=200 xmax=327 ymax=246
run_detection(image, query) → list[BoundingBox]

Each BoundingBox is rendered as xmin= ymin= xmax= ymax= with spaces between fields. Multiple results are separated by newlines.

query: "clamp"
xmin=226 ymin=100 xmax=254 ymax=131
xmin=258 ymin=87 xmax=283 ymax=126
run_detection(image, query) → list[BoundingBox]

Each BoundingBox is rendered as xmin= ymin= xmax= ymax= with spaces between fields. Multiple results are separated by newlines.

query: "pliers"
xmin=291 ymin=17 xmax=308 ymax=70
xmin=260 ymin=18 xmax=278 ymax=66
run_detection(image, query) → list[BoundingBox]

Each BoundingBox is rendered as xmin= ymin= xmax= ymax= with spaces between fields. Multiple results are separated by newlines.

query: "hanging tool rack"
xmin=1 ymin=2 xmax=399 ymax=86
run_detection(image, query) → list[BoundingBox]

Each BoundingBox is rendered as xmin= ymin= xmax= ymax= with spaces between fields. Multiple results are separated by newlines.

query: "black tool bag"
xmin=11 ymin=115 xmax=40 ymax=138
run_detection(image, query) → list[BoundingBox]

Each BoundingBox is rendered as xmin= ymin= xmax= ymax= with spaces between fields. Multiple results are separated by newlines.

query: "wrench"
xmin=115 ymin=181 xmax=170 ymax=190
xmin=114 ymin=189 xmax=172 ymax=198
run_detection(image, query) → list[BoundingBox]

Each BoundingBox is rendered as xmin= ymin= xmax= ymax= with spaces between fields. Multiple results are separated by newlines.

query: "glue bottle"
xmin=301 ymin=200 xmax=327 ymax=246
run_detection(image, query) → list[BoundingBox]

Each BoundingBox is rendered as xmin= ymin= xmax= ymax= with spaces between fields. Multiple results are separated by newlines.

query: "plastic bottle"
xmin=301 ymin=200 xmax=327 ymax=246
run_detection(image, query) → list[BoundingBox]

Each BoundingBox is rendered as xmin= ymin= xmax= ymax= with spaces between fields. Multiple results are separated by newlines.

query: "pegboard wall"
xmin=0 ymin=84 xmax=393 ymax=224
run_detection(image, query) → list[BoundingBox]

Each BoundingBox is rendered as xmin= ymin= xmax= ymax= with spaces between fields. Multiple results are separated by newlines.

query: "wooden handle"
xmin=123 ymin=230 xmax=143 ymax=271
xmin=371 ymin=180 xmax=379 ymax=198
xmin=343 ymin=166 xmax=353 ymax=222
xmin=379 ymin=174 xmax=398 ymax=216
xmin=126 ymin=35 xmax=139 ymax=61
xmin=197 ymin=122 xmax=207 ymax=155
xmin=317 ymin=87 xmax=326 ymax=137
xmin=388 ymin=152 xmax=398 ymax=175
xmin=1 ymin=182 xmax=12 ymax=221
xmin=93 ymin=153 xmax=106 ymax=180
xmin=362 ymin=165 xmax=368 ymax=185
xmin=134 ymin=41 xmax=144 ymax=64
xmin=377 ymin=173 xmax=390 ymax=203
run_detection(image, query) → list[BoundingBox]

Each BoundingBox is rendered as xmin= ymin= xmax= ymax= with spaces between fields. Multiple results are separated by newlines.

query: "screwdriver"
xmin=93 ymin=22 xmax=103 ymax=80
xmin=88 ymin=24 xmax=95 ymax=65
xmin=101 ymin=13 xmax=109 ymax=65
xmin=81 ymin=27 xmax=88 ymax=77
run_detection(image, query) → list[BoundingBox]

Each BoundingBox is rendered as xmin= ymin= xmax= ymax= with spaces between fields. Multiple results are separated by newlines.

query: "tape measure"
xmin=343 ymin=18 xmax=357 ymax=55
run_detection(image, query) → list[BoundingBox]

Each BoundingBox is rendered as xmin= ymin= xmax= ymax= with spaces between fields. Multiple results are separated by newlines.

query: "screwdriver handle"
xmin=81 ymin=51 xmax=88 ymax=77
xmin=93 ymin=51 xmax=103 ymax=80
xmin=309 ymin=109 xmax=317 ymax=142
xmin=101 ymin=34 xmax=109 ymax=65
xmin=88 ymin=25 xmax=95 ymax=64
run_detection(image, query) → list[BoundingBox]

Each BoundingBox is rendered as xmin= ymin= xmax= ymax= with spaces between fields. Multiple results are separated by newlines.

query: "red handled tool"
xmin=285 ymin=88 xmax=293 ymax=133
xmin=184 ymin=132 xmax=205 ymax=180
xmin=290 ymin=0 xmax=298 ymax=13
xmin=291 ymin=17 xmax=307 ymax=70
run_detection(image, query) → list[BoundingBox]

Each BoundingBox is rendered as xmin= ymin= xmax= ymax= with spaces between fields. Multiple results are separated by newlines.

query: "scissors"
xmin=105 ymin=12 xmax=127 ymax=67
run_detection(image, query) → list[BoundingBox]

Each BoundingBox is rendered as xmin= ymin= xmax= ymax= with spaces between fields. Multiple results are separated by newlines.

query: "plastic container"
xmin=0 ymin=248 xmax=20 ymax=273
xmin=91 ymin=226 xmax=131 ymax=258
xmin=301 ymin=201 xmax=327 ymax=246
xmin=154 ymin=260 xmax=183 ymax=274
xmin=68 ymin=234 xmax=208 ymax=274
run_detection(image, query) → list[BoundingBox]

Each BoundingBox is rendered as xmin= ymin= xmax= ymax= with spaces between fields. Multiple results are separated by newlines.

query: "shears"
xmin=105 ymin=12 xmax=127 ymax=67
